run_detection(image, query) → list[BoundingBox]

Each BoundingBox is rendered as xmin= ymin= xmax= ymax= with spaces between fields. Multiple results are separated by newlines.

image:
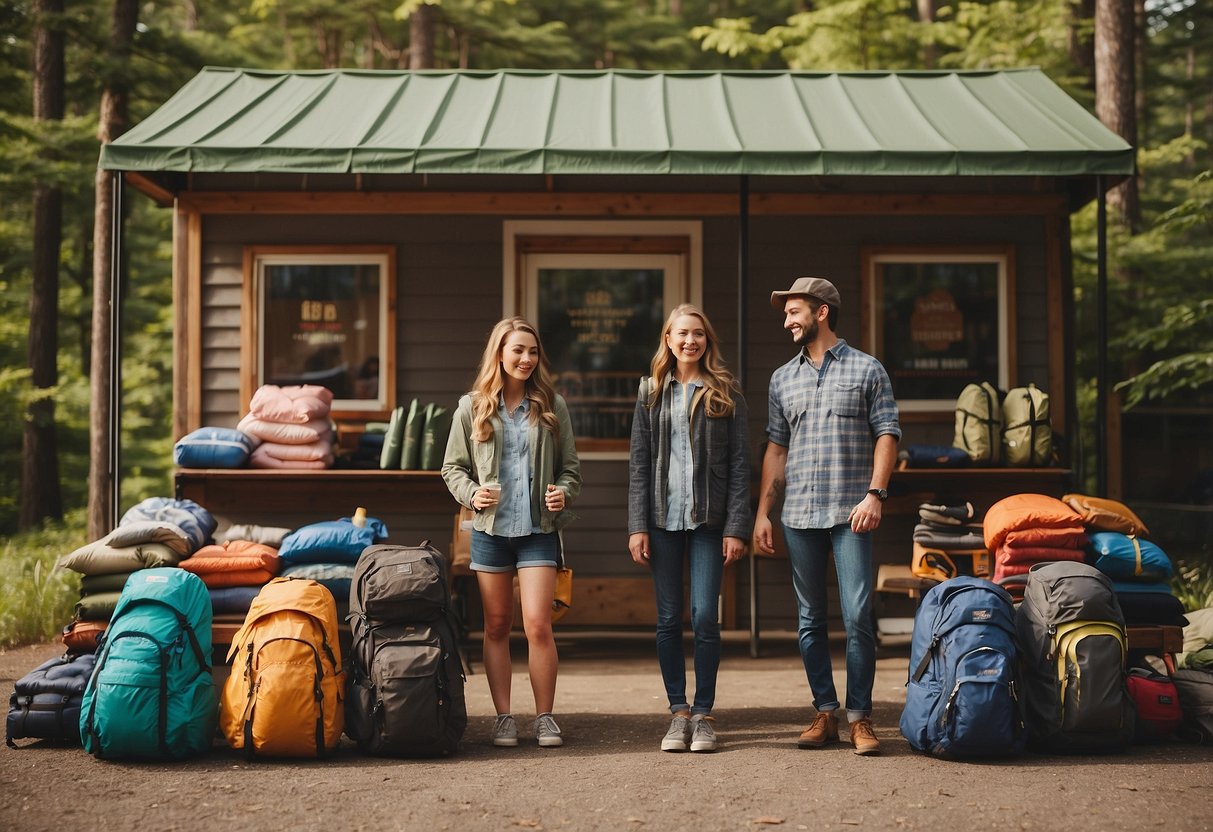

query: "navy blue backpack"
xmin=900 ymin=576 xmax=1025 ymax=758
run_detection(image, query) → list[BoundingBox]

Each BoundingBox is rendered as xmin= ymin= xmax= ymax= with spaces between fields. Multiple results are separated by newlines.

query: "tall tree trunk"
xmin=1069 ymin=0 xmax=1096 ymax=90
xmin=88 ymin=0 xmax=138 ymax=541
xmin=22 ymin=0 xmax=66 ymax=530
xmin=409 ymin=3 xmax=435 ymax=69
xmin=917 ymin=0 xmax=937 ymax=68
xmin=1095 ymin=0 xmax=1139 ymax=231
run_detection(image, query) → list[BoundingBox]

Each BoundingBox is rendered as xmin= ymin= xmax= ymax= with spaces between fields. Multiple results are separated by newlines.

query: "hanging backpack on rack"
xmin=345 ymin=542 xmax=466 ymax=757
xmin=900 ymin=576 xmax=1024 ymax=758
xmin=79 ymin=568 xmax=216 ymax=760
xmin=953 ymin=382 xmax=1002 ymax=464
xmin=219 ymin=577 xmax=345 ymax=758
xmin=1015 ymin=561 xmax=1135 ymax=753
xmin=1002 ymin=384 xmax=1052 ymax=467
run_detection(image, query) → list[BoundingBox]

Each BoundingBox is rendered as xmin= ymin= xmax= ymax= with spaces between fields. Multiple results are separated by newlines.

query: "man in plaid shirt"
xmin=755 ymin=277 xmax=900 ymax=756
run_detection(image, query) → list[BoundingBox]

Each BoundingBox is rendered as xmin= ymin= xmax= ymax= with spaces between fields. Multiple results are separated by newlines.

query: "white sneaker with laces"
xmin=535 ymin=713 xmax=563 ymax=747
xmin=492 ymin=713 xmax=518 ymax=747
xmin=689 ymin=714 xmax=717 ymax=753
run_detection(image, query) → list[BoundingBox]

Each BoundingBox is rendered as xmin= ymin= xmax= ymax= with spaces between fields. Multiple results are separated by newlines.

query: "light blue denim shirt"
xmin=664 ymin=378 xmax=703 ymax=531
xmin=495 ymin=397 xmax=541 ymax=537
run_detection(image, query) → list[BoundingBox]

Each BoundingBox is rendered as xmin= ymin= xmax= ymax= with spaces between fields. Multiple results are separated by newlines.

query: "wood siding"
xmin=194 ymin=209 xmax=1053 ymax=631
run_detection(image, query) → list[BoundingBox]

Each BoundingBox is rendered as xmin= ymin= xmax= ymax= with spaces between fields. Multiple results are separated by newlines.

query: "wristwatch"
xmin=867 ymin=488 xmax=888 ymax=502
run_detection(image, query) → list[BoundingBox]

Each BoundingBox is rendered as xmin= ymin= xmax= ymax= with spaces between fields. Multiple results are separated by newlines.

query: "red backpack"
xmin=1126 ymin=667 xmax=1182 ymax=741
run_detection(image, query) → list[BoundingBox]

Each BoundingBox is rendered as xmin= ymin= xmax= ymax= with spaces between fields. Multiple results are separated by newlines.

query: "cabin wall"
xmin=194 ymin=209 xmax=1053 ymax=631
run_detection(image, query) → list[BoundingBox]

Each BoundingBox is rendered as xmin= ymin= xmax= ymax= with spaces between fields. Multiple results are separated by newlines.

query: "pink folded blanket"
xmin=249 ymin=384 xmax=333 ymax=424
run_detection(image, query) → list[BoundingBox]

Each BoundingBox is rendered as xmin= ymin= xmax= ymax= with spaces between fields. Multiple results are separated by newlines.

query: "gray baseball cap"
xmin=770 ymin=276 xmax=842 ymax=311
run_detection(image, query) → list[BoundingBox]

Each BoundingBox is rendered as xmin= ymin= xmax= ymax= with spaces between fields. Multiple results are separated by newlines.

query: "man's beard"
xmin=794 ymin=318 xmax=819 ymax=348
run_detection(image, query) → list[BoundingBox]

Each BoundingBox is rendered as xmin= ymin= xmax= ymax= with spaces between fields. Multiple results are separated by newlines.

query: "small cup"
xmin=482 ymin=482 xmax=501 ymax=504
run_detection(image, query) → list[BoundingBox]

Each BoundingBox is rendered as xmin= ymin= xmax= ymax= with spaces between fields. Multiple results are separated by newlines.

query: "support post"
xmin=1096 ymin=175 xmax=1108 ymax=497
xmin=109 ymin=171 xmax=124 ymax=529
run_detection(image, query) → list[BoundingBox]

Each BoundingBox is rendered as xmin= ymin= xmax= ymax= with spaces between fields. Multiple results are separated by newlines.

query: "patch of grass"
xmin=0 ymin=509 xmax=84 ymax=648
xmin=1172 ymin=558 xmax=1213 ymax=613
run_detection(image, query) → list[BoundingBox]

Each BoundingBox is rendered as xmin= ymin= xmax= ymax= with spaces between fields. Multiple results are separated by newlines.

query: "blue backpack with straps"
xmin=80 ymin=568 xmax=216 ymax=759
xmin=900 ymin=576 xmax=1025 ymax=758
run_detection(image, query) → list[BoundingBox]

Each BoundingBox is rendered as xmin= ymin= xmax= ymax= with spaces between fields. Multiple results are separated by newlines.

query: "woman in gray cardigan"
xmin=628 ymin=304 xmax=752 ymax=753
xmin=443 ymin=317 xmax=581 ymax=749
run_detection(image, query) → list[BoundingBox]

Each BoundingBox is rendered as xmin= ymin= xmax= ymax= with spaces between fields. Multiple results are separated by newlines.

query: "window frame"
xmin=241 ymin=245 xmax=397 ymax=423
xmin=860 ymin=245 xmax=1016 ymax=415
xmin=504 ymin=221 xmax=702 ymax=458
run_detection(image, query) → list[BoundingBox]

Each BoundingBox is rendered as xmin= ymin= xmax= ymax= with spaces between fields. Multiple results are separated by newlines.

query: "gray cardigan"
xmin=441 ymin=393 xmax=581 ymax=535
xmin=628 ymin=375 xmax=752 ymax=540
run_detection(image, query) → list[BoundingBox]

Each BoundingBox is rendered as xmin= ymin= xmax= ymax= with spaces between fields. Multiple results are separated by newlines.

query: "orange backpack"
xmin=220 ymin=577 xmax=345 ymax=757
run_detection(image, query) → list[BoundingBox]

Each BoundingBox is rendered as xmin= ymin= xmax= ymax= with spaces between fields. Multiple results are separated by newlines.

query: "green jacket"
xmin=441 ymin=393 xmax=581 ymax=535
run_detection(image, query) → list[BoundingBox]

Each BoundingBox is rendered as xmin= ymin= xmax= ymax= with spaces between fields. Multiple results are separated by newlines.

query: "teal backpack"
xmin=80 ymin=568 xmax=216 ymax=759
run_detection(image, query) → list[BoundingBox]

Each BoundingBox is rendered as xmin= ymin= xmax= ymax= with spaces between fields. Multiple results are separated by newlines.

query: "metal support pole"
xmin=1096 ymin=175 xmax=1108 ymax=497
xmin=737 ymin=176 xmax=762 ymax=657
xmin=109 ymin=172 xmax=124 ymax=529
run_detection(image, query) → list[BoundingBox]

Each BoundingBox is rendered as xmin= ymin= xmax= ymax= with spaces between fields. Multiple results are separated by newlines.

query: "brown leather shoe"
xmin=797 ymin=711 xmax=839 ymax=748
xmin=849 ymin=718 xmax=880 ymax=756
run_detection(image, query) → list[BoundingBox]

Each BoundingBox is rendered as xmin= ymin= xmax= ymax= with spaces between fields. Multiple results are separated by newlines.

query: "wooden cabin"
xmin=102 ymin=68 xmax=1132 ymax=638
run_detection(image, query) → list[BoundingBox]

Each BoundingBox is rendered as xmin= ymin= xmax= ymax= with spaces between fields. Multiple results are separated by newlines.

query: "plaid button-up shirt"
xmin=766 ymin=339 xmax=901 ymax=530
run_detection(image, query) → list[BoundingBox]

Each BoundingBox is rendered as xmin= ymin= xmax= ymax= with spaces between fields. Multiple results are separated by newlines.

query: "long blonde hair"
xmin=470 ymin=317 xmax=560 ymax=442
xmin=647 ymin=304 xmax=737 ymax=418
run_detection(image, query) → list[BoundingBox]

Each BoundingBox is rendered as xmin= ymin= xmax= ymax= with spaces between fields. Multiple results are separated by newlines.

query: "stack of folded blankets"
xmin=1063 ymin=493 xmax=1189 ymax=629
xmin=276 ymin=514 xmax=390 ymax=618
xmin=180 ymin=524 xmax=289 ymax=619
xmin=56 ymin=497 xmax=215 ymax=653
xmin=911 ymin=501 xmax=990 ymax=582
xmin=238 ymin=384 xmax=335 ymax=469
xmin=983 ymin=493 xmax=1087 ymax=601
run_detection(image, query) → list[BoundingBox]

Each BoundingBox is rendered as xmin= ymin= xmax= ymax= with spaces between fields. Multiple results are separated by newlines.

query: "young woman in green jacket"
xmin=442 ymin=317 xmax=581 ymax=749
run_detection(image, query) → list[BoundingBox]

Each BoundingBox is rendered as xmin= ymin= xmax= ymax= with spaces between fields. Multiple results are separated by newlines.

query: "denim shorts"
xmin=470 ymin=529 xmax=559 ymax=572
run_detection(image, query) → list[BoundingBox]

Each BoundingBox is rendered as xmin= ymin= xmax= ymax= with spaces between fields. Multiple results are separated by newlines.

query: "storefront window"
xmin=507 ymin=222 xmax=701 ymax=456
xmin=244 ymin=247 xmax=395 ymax=419
xmin=862 ymin=247 xmax=1014 ymax=412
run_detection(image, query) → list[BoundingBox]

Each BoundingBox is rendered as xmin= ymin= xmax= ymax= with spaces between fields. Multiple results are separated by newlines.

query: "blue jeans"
xmin=648 ymin=526 xmax=724 ymax=716
xmin=782 ymin=523 xmax=875 ymax=721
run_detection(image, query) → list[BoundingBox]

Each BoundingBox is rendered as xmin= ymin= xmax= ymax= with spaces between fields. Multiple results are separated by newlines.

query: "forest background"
xmin=0 ymin=0 xmax=1210 ymax=644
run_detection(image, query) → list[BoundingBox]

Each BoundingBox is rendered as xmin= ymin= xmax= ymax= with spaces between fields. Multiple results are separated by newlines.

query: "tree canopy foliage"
xmin=0 ymin=0 xmax=1210 ymax=532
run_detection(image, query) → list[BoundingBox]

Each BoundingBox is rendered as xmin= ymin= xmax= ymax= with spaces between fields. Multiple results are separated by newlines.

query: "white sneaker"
xmin=492 ymin=714 xmax=518 ymax=747
xmin=535 ymin=713 xmax=563 ymax=747
xmin=689 ymin=714 xmax=717 ymax=753
xmin=661 ymin=714 xmax=693 ymax=752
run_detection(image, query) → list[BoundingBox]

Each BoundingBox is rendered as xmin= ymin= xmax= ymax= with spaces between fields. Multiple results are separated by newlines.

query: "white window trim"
xmin=253 ymin=250 xmax=392 ymax=416
xmin=503 ymin=220 xmax=703 ymax=459
xmin=865 ymin=250 xmax=1011 ymax=413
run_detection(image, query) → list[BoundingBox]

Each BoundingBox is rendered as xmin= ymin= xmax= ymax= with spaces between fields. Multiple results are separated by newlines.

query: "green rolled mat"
xmin=400 ymin=398 xmax=425 ymax=470
xmin=420 ymin=403 xmax=452 ymax=470
xmin=379 ymin=405 xmax=405 ymax=469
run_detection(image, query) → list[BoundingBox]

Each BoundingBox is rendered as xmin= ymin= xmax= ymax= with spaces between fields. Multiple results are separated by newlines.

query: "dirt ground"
xmin=2 ymin=633 xmax=1211 ymax=832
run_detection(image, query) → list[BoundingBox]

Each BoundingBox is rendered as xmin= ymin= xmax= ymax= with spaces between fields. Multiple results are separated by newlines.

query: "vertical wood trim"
xmin=859 ymin=248 xmax=874 ymax=357
xmin=186 ymin=210 xmax=203 ymax=432
xmin=240 ymin=246 xmax=257 ymax=418
xmin=1044 ymin=217 xmax=1067 ymax=438
xmin=171 ymin=203 xmax=188 ymax=441
xmin=1004 ymin=244 xmax=1018 ymax=389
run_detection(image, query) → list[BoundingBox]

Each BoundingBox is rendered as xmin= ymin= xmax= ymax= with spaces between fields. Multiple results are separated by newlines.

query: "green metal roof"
xmin=101 ymin=68 xmax=1133 ymax=177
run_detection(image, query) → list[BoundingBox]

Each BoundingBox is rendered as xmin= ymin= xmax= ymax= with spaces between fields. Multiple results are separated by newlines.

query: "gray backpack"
xmin=1002 ymin=384 xmax=1052 ymax=467
xmin=1172 ymin=669 xmax=1213 ymax=744
xmin=953 ymin=382 xmax=1002 ymax=464
xmin=1015 ymin=561 xmax=1135 ymax=752
xmin=345 ymin=542 xmax=467 ymax=756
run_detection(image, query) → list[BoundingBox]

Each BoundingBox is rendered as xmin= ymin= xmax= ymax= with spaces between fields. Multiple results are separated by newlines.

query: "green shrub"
xmin=1172 ymin=558 xmax=1213 ymax=613
xmin=0 ymin=509 xmax=83 ymax=648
